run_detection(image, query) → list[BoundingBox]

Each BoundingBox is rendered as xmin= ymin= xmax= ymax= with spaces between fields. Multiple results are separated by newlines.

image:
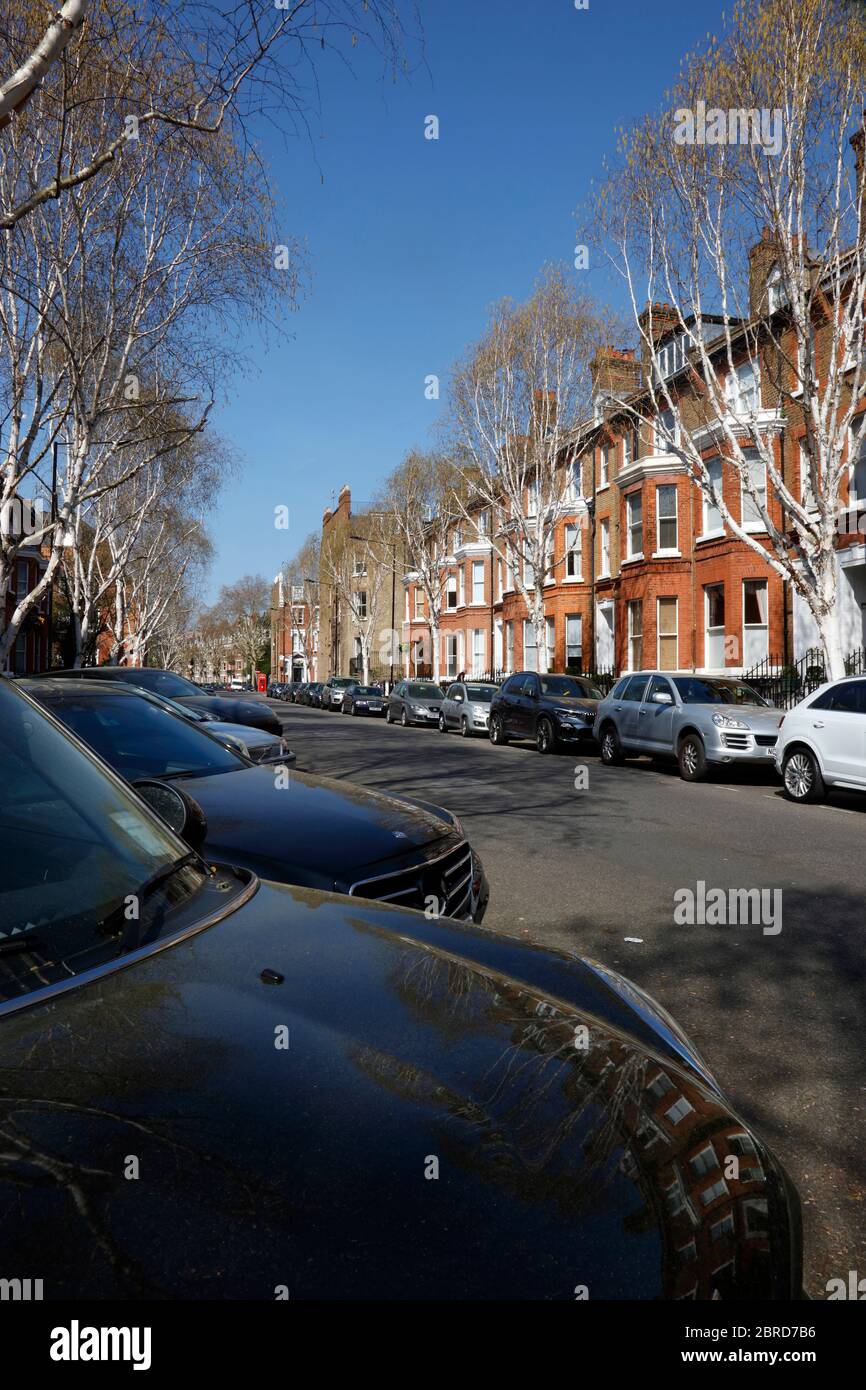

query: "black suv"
xmin=490 ymin=672 xmax=603 ymax=753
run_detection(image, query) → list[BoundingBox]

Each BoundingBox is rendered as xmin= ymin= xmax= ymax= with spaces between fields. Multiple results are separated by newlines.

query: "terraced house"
xmin=402 ymin=226 xmax=866 ymax=684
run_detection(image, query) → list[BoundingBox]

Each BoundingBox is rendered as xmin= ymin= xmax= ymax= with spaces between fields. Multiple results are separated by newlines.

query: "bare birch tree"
xmin=448 ymin=264 xmax=609 ymax=673
xmin=381 ymin=449 xmax=463 ymax=681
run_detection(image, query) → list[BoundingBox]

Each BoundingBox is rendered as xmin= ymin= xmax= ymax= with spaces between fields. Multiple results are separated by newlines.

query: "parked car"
xmin=774 ymin=674 xmax=866 ymax=802
xmin=386 ymin=679 xmax=445 ymax=727
xmin=129 ymin=687 xmax=295 ymax=766
xmin=24 ymin=679 xmax=489 ymax=923
xmin=439 ymin=681 xmax=498 ymax=736
xmin=594 ymin=672 xmax=780 ymax=782
xmin=292 ymin=683 xmax=308 ymax=703
xmin=490 ymin=672 xmax=603 ymax=753
xmin=342 ymin=682 xmax=387 ymax=716
xmin=322 ymin=676 xmax=356 ymax=710
xmin=43 ymin=665 xmax=282 ymax=736
xmin=307 ymin=681 xmax=325 ymax=708
xmin=0 ymin=673 xmax=804 ymax=1299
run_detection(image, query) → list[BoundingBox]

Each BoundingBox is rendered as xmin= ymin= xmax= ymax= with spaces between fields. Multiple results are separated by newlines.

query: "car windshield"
xmin=29 ymin=686 xmax=248 ymax=781
xmin=138 ymin=689 xmax=208 ymax=722
xmin=672 ymin=676 xmax=770 ymax=706
xmin=540 ymin=676 xmax=603 ymax=700
xmin=354 ymin=686 xmax=382 ymax=696
xmin=331 ymin=678 xmax=354 ymax=688
xmin=464 ymin=685 xmax=495 ymax=702
xmin=407 ymin=683 xmax=441 ymax=699
xmin=0 ymin=680 xmax=205 ymax=1003
xmin=103 ymin=668 xmax=201 ymax=698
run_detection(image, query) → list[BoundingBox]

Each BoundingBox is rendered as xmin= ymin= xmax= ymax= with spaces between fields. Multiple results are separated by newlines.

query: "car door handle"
xmin=638 ymin=710 xmax=647 ymax=717
xmin=812 ymin=721 xmax=824 ymax=728
xmin=614 ymin=705 xmax=623 ymax=712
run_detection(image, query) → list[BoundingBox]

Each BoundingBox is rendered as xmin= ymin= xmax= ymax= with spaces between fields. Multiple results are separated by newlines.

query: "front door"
xmin=639 ymin=674 xmax=677 ymax=753
xmin=812 ymin=679 xmax=866 ymax=783
xmin=619 ymin=673 xmax=651 ymax=746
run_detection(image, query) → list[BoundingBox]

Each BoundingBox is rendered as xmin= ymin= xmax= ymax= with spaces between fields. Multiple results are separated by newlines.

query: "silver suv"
xmin=593 ymin=671 xmax=781 ymax=781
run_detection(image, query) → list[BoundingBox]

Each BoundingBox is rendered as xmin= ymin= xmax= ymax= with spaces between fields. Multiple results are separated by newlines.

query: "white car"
xmin=774 ymin=675 xmax=866 ymax=802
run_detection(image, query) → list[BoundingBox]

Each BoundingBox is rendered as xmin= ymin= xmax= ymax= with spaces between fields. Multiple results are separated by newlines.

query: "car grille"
xmin=722 ymin=732 xmax=751 ymax=750
xmin=755 ymin=734 xmax=777 ymax=747
xmin=349 ymin=841 xmax=474 ymax=919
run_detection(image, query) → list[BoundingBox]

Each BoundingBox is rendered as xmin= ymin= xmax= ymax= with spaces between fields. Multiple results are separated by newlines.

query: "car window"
xmin=622 ymin=675 xmax=650 ymax=702
xmin=407 ymin=683 xmax=441 ymax=699
xmin=501 ymin=675 xmax=522 ymax=695
xmin=609 ymin=677 xmax=630 ymax=699
xmin=673 ymin=677 xmax=769 ymax=706
xmin=821 ymin=680 xmax=866 ymax=713
xmin=31 ymin=688 xmax=247 ymax=782
xmin=522 ymin=676 xmax=540 ymax=698
xmin=97 ymin=668 xmax=201 ymax=698
xmin=0 ymin=681 xmax=207 ymax=1003
xmin=464 ymin=685 xmax=495 ymax=702
xmin=646 ymin=675 xmax=674 ymax=703
xmin=446 ymin=684 xmax=461 ymax=699
xmin=353 ymin=686 xmax=382 ymax=696
xmin=539 ymin=676 xmax=601 ymax=700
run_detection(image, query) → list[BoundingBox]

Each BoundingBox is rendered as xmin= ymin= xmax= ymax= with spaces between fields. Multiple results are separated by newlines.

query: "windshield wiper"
xmin=98 ymin=852 xmax=200 ymax=945
xmin=0 ymin=933 xmax=48 ymax=956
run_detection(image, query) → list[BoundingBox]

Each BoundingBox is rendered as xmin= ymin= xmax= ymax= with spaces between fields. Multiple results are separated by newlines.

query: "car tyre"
xmin=460 ymin=715 xmax=470 ymax=738
xmin=678 ymin=733 xmax=707 ymax=782
xmin=536 ymin=716 xmax=555 ymax=754
xmin=490 ymin=713 xmax=508 ymax=746
xmin=438 ymin=712 xmax=447 ymax=733
xmin=386 ymin=706 xmax=393 ymax=724
xmin=782 ymin=746 xmax=826 ymax=803
xmin=599 ymin=724 xmax=624 ymax=766
xmin=400 ymin=708 xmax=409 ymax=727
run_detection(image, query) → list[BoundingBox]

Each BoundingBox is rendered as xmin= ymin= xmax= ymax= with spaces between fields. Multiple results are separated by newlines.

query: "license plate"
xmin=765 ymin=745 xmax=776 ymax=756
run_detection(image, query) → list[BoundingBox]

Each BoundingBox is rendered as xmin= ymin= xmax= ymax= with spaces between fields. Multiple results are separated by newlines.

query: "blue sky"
xmin=206 ymin=0 xmax=724 ymax=600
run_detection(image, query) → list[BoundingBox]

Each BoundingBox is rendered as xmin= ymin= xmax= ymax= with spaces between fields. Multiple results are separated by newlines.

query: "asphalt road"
xmin=270 ymin=696 xmax=865 ymax=1299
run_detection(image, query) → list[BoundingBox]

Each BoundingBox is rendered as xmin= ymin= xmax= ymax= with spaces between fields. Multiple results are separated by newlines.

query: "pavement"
xmin=270 ymin=695 xmax=866 ymax=1298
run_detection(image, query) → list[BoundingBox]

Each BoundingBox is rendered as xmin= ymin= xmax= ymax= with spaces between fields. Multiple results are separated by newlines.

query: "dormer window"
xmin=656 ymin=331 xmax=689 ymax=382
xmin=766 ymin=266 xmax=785 ymax=313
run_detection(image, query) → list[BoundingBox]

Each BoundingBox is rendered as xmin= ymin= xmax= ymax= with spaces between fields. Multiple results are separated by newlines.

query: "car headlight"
xmin=712 ymin=713 xmax=749 ymax=729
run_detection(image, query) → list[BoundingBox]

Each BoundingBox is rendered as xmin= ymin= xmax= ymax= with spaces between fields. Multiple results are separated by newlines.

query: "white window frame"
xmin=655 ymin=484 xmax=679 ymax=553
xmin=471 ymin=559 xmax=485 ymax=604
xmin=702 ymin=457 xmax=724 ymax=537
xmin=627 ymin=600 xmax=642 ymax=672
xmin=626 ymin=491 xmax=643 ymax=559
xmin=657 ymin=596 xmax=679 ymax=670
xmin=458 ymin=566 xmax=465 ymax=607
xmin=599 ymin=443 xmax=610 ymax=489
xmin=741 ymin=451 xmax=767 ymax=531
xmin=704 ymin=583 xmax=726 ymax=670
xmin=565 ymin=613 xmax=582 ymax=668
xmin=742 ymin=578 xmax=769 ymax=666
xmin=599 ymin=517 xmax=610 ymax=577
xmin=564 ymin=523 xmax=581 ymax=580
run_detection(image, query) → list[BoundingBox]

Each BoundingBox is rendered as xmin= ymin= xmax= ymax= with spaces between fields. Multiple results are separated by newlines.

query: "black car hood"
xmin=173 ymin=764 xmax=457 ymax=889
xmin=176 ymin=694 xmax=281 ymax=734
xmin=548 ymin=695 xmax=599 ymax=714
xmin=0 ymin=879 xmax=800 ymax=1300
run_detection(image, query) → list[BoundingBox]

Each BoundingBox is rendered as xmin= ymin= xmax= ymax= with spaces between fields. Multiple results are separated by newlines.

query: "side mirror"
xmin=652 ymin=691 xmax=674 ymax=705
xmin=133 ymin=778 xmax=208 ymax=852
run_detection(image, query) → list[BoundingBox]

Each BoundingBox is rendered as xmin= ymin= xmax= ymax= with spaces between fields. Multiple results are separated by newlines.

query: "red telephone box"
xmin=256 ymin=672 xmax=267 ymax=693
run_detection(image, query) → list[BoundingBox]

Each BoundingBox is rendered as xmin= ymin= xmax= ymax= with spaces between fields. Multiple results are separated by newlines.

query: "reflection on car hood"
xmin=0 ymin=880 xmax=801 ymax=1299
xmin=175 ymin=694 xmax=281 ymax=734
xmin=172 ymin=765 xmax=456 ymax=887
xmin=549 ymin=695 xmax=599 ymax=713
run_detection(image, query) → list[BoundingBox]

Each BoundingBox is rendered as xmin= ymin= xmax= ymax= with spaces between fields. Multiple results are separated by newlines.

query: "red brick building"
xmin=403 ymin=228 xmax=866 ymax=682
